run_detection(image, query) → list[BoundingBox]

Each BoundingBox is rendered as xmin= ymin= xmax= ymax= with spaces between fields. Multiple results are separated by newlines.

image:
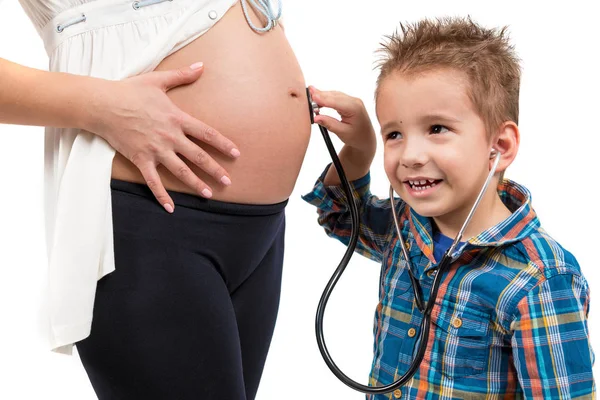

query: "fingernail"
xmin=221 ymin=176 xmax=232 ymax=186
xmin=164 ymin=203 xmax=174 ymax=213
xmin=202 ymin=188 xmax=213 ymax=198
xmin=230 ymin=148 xmax=241 ymax=158
xmin=190 ymin=62 xmax=204 ymax=70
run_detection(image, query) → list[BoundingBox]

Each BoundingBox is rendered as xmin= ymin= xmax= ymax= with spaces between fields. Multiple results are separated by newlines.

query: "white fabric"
xmin=18 ymin=0 xmax=238 ymax=355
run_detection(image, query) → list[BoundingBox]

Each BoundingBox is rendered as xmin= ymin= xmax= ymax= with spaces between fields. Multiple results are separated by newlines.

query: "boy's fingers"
xmin=312 ymin=90 xmax=361 ymax=116
xmin=314 ymin=115 xmax=350 ymax=137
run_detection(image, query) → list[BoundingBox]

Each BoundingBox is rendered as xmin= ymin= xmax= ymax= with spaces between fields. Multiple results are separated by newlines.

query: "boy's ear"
xmin=491 ymin=121 xmax=520 ymax=173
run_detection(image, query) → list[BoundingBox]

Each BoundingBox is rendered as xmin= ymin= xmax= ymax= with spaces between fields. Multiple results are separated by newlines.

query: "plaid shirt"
xmin=302 ymin=165 xmax=595 ymax=399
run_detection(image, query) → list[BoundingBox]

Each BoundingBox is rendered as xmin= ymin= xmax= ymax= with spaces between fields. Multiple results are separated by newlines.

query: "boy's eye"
xmin=386 ymin=131 xmax=402 ymax=140
xmin=431 ymin=125 xmax=449 ymax=134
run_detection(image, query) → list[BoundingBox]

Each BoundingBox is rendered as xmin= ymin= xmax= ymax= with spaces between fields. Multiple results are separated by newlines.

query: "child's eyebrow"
xmin=380 ymin=114 xmax=462 ymax=134
xmin=419 ymin=113 xmax=462 ymax=124
xmin=380 ymin=121 xmax=399 ymax=133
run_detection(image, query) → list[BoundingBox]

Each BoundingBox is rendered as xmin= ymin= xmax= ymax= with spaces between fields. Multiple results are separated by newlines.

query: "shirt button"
xmin=208 ymin=10 xmax=218 ymax=19
xmin=394 ymin=389 xmax=402 ymax=398
xmin=452 ymin=318 xmax=463 ymax=328
xmin=407 ymin=328 xmax=416 ymax=338
xmin=427 ymin=269 xmax=437 ymax=278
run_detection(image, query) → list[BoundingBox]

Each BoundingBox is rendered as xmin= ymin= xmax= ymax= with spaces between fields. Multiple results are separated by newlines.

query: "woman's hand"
xmin=87 ymin=63 xmax=240 ymax=212
xmin=0 ymin=58 xmax=237 ymax=212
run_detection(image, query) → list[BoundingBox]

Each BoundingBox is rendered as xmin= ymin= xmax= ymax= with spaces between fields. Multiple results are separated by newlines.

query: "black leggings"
xmin=76 ymin=179 xmax=287 ymax=400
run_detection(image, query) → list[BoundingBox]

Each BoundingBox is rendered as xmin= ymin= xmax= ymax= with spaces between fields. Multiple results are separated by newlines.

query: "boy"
xmin=303 ymin=17 xmax=595 ymax=399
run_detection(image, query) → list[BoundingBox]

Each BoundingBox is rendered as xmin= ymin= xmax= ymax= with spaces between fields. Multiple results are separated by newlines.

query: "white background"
xmin=1 ymin=0 xmax=599 ymax=398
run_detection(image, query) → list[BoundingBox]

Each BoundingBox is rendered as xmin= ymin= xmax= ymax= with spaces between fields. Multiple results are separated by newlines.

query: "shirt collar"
xmin=402 ymin=179 xmax=540 ymax=263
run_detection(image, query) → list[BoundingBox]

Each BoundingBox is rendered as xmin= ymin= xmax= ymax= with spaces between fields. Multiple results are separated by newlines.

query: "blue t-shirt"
xmin=432 ymin=231 xmax=461 ymax=263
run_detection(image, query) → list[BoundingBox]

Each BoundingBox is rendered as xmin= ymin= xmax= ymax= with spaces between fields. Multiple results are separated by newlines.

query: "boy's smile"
xmin=404 ymin=178 xmax=443 ymax=197
xmin=376 ymin=68 xmax=512 ymax=238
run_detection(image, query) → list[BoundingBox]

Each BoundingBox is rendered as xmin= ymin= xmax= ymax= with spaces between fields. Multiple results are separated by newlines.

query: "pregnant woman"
xmin=5 ymin=0 xmax=310 ymax=398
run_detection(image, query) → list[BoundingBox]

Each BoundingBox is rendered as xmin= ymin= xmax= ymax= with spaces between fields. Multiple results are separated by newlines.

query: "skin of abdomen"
xmin=111 ymin=2 xmax=311 ymax=204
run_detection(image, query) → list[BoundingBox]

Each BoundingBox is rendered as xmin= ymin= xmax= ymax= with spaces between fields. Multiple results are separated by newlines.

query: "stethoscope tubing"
xmin=308 ymin=88 xmax=501 ymax=394
xmin=314 ymin=121 xmax=412 ymax=394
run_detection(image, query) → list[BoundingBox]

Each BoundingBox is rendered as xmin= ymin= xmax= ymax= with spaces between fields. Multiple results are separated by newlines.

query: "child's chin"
xmin=404 ymin=201 xmax=444 ymax=218
xmin=393 ymin=186 xmax=446 ymax=217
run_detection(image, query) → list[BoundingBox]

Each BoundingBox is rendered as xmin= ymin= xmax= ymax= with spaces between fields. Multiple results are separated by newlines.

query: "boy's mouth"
xmin=404 ymin=178 xmax=443 ymax=191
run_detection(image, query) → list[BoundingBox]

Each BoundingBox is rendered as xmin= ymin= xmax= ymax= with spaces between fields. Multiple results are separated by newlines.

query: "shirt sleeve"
xmin=301 ymin=163 xmax=400 ymax=264
xmin=510 ymin=273 xmax=596 ymax=399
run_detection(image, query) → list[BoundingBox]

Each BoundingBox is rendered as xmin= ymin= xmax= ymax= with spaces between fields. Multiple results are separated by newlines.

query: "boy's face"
xmin=376 ymin=68 xmax=495 ymax=221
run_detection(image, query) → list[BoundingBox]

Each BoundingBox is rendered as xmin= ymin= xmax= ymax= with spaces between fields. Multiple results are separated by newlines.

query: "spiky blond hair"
xmin=376 ymin=17 xmax=521 ymax=136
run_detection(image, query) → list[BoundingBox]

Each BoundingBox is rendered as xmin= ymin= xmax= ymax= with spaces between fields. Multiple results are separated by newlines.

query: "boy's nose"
xmin=401 ymin=140 xmax=428 ymax=168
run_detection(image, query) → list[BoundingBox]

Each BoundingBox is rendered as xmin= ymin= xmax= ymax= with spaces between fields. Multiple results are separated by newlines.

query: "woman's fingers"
xmin=154 ymin=62 xmax=205 ymax=92
xmin=101 ymin=67 xmax=241 ymax=211
xmin=131 ymin=136 xmax=228 ymax=213
xmin=181 ymin=114 xmax=241 ymax=159
xmin=178 ymin=137 xmax=232 ymax=187
xmin=159 ymin=153 xmax=214 ymax=199
xmin=133 ymin=157 xmax=174 ymax=213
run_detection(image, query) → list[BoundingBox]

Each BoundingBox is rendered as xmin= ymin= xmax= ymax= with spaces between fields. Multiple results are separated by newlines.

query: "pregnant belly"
xmin=111 ymin=2 xmax=311 ymax=204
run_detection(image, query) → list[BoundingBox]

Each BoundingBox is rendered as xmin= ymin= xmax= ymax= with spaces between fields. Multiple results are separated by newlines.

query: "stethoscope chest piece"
xmin=306 ymin=88 xmax=320 ymax=124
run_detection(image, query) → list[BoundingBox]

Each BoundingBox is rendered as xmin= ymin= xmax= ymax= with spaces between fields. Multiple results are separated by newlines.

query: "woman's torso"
xmin=111 ymin=2 xmax=311 ymax=204
xmin=17 ymin=0 xmax=309 ymax=352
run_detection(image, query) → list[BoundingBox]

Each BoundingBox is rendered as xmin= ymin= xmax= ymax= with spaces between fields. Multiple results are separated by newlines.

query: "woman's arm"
xmin=0 ymin=57 xmax=100 ymax=128
xmin=0 ymin=58 xmax=240 ymax=212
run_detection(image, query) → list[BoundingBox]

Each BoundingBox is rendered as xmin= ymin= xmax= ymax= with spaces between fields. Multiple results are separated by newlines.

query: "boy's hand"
xmin=309 ymin=86 xmax=377 ymax=185
xmin=309 ymin=86 xmax=376 ymax=153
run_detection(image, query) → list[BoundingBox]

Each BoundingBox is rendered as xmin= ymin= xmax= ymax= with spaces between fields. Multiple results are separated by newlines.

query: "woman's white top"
xmin=17 ymin=0 xmax=280 ymax=355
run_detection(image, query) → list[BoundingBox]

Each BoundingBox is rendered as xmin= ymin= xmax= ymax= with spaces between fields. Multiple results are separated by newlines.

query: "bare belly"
xmin=111 ymin=2 xmax=311 ymax=204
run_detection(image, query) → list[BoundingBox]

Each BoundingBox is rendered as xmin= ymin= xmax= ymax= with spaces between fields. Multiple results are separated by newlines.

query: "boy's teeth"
xmin=409 ymin=180 xmax=439 ymax=190
xmin=409 ymin=179 xmax=437 ymax=186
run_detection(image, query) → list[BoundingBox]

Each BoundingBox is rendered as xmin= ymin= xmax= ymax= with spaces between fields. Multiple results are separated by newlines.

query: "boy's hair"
xmin=375 ymin=17 xmax=521 ymax=137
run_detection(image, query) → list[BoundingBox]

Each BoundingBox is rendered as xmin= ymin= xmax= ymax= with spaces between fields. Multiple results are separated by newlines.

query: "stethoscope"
xmin=306 ymin=88 xmax=501 ymax=395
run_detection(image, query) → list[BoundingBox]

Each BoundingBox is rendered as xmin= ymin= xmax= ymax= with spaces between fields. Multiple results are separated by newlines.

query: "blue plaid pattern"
xmin=302 ymin=165 xmax=595 ymax=399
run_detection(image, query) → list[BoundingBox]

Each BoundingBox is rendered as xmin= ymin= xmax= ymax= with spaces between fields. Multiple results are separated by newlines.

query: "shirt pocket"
xmin=427 ymin=305 xmax=491 ymax=379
